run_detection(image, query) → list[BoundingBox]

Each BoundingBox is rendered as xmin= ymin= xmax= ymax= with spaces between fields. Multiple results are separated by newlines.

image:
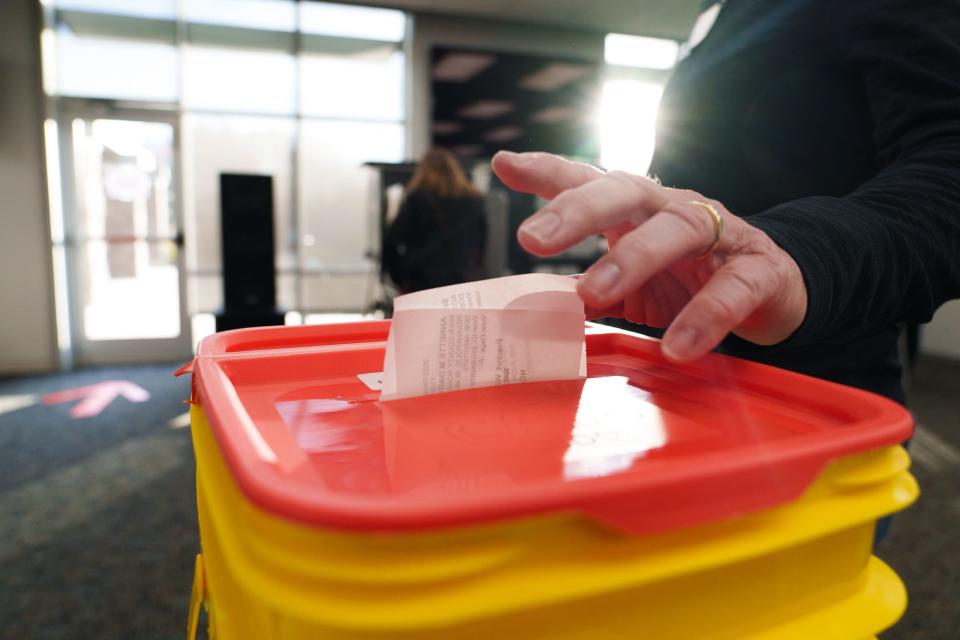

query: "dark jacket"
xmin=647 ymin=0 xmax=960 ymax=402
xmin=382 ymin=189 xmax=487 ymax=293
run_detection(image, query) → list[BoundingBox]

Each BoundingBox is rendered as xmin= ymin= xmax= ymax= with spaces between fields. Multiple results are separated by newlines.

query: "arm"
xmin=748 ymin=0 xmax=960 ymax=346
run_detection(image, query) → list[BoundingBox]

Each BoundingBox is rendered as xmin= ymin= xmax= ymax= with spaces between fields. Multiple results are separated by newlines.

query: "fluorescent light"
xmin=605 ymin=33 xmax=679 ymax=70
xmin=459 ymin=100 xmax=513 ymax=119
xmin=484 ymin=126 xmax=523 ymax=143
xmin=452 ymin=144 xmax=483 ymax=157
xmin=520 ymin=63 xmax=593 ymax=91
xmin=531 ymin=105 xmax=577 ymax=124
xmin=432 ymin=121 xmax=462 ymax=135
xmin=433 ymin=53 xmax=496 ymax=82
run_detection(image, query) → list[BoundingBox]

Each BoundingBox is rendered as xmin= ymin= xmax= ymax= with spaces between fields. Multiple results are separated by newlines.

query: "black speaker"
xmin=216 ymin=173 xmax=284 ymax=331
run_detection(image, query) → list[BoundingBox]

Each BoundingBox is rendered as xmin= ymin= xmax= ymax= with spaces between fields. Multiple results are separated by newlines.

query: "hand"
xmin=492 ymin=151 xmax=808 ymax=362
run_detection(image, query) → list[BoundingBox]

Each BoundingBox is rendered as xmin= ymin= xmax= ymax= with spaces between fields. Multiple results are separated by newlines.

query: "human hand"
xmin=491 ymin=151 xmax=808 ymax=362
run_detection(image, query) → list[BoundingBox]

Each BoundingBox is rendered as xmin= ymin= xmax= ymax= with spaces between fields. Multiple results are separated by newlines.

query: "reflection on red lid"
xmin=191 ymin=322 xmax=912 ymax=535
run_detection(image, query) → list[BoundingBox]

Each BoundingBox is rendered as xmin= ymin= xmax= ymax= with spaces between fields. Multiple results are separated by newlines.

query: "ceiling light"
xmin=458 ymin=100 xmax=513 ymax=119
xmin=484 ymin=126 xmax=523 ymax=143
xmin=433 ymin=53 xmax=496 ymax=82
xmin=520 ymin=63 xmax=593 ymax=91
xmin=531 ymin=105 xmax=577 ymax=124
xmin=432 ymin=121 xmax=463 ymax=135
xmin=605 ymin=34 xmax=679 ymax=70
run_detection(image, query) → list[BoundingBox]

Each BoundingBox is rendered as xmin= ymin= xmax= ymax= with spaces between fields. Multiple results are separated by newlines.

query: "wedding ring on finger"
xmin=690 ymin=200 xmax=724 ymax=258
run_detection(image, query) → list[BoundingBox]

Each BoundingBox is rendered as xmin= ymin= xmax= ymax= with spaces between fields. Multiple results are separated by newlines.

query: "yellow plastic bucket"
xmin=188 ymin=406 xmax=915 ymax=640
xmin=183 ymin=322 xmax=917 ymax=639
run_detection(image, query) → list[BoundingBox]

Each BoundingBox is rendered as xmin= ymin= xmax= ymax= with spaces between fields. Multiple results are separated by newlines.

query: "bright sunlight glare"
xmin=599 ymin=79 xmax=663 ymax=176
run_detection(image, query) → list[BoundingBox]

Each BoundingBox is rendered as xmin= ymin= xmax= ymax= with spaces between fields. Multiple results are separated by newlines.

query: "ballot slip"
xmin=380 ymin=274 xmax=587 ymax=400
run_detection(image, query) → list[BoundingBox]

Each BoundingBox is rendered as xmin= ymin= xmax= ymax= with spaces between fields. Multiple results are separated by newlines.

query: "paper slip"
xmin=381 ymin=274 xmax=587 ymax=401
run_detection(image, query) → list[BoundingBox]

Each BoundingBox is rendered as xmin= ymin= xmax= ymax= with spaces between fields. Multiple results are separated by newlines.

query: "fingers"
xmin=493 ymin=154 xmax=781 ymax=361
xmin=516 ymin=171 xmax=671 ymax=256
xmin=576 ymin=201 xmax=724 ymax=308
xmin=661 ymin=257 xmax=776 ymax=361
xmin=584 ymin=301 xmax=624 ymax=320
xmin=492 ymin=151 xmax=604 ymax=200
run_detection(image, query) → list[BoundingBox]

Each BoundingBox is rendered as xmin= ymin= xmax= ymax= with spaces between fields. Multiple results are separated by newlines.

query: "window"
xmin=299 ymin=2 xmax=405 ymax=42
xmin=54 ymin=28 xmax=178 ymax=101
xmin=300 ymin=47 xmax=404 ymax=120
xmin=45 ymin=1 xmax=411 ymax=323
xmin=182 ymin=46 xmax=297 ymax=115
xmin=182 ymin=0 xmax=296 ymax=32
xmin=55 ymin=0 xmax=176 ymax=20
xmin=298 ymin=119 xmax=404 ymax=263
xmin=182 ymin=114 xmax=297 ymax=313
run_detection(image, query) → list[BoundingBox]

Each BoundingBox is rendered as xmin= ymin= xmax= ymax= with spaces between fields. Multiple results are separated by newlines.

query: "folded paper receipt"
xmin=381 ymin=274 xmax=586 ymax=400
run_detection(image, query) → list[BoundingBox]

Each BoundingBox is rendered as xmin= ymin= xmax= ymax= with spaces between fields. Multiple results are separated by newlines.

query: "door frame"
xmin=56 ymin=97 xmax=192 ymax=365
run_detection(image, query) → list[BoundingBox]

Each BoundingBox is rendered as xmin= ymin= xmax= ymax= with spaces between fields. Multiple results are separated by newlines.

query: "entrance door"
xmin=59 ymin=105 xmax=191 ymax=364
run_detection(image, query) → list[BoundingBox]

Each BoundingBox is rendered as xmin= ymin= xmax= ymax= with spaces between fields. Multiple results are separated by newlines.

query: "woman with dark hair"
xmin=383 ymin=148 xmax=487 ymax=294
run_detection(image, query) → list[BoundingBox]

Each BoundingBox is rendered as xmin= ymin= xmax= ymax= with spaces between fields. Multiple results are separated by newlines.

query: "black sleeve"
xmin=747 ymin=0 xmax=960 ymax=346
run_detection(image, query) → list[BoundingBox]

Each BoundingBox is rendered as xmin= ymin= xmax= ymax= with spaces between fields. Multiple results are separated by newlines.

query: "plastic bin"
xmin=182 ymin=321 xmax=917 ymax=640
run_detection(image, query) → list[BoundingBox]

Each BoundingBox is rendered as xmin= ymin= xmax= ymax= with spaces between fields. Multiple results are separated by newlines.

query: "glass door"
xmin=59 ymin=104 xmax=191 ymax=364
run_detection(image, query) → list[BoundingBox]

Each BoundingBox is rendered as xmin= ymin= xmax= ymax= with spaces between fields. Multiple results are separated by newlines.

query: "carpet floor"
xmin=0 ymin=357 xmax=957 ymax=639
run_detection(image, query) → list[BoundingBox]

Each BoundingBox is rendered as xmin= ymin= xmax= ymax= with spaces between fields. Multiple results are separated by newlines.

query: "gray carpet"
xmin=879 ymin=356 xmax=960 ymax=639
xmin=0 ymin=365 xmax=197 ymax=640
xmin=0 ymin=357 xmax=957 ymax=639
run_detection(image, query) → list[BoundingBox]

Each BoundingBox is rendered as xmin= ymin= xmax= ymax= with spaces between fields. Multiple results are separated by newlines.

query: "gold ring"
xmin=690 ymin=200 xmax=723 ymax=258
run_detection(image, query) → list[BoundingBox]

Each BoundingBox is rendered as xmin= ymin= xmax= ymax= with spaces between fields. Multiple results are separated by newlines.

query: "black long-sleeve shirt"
xmin=647 ymin=0 xmax=960 ymax=401
xmin=382 ymin=189 xmax=487 ymax=293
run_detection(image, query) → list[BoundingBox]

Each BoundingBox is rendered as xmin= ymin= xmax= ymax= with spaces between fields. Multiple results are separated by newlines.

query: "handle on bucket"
xmin=187 ymin=554 xmax=206 ymax=639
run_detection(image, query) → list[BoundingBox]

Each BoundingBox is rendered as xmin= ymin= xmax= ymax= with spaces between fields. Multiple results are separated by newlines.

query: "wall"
xmin=0 ymin=0 xmax=58 ymax=374
xmin=923 ymin=300 xmax=960 ymax=361
xmin=408 ymin=12 xmax=606 ymax=158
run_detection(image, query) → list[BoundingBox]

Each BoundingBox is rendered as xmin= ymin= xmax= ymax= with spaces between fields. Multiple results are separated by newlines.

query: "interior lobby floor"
xmin=0 ymin=355 xmax=957 ymax=639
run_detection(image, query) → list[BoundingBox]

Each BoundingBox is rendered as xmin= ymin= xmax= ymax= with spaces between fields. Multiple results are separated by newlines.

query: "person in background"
xmin=492 ymin=0 xmax=960 ymax=404
xmin=383 ymin=148 xmax=487 ymax=294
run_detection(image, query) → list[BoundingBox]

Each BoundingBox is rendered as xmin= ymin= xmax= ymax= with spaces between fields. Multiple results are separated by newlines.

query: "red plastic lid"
xmin=188 ymin=321 xmax=912 ymax=535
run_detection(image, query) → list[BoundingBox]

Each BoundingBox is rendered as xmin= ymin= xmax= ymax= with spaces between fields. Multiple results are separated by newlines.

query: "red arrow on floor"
xmin=43 ymin=380 xmax=151 ymax=419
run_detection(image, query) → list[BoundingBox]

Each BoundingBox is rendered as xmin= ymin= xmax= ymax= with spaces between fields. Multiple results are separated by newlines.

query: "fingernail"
xmin=520 ymin=211 xmax=560 ymax=243
xmin=664 ymin=326 xmax=699 ymax=361
xmin=584 ymin=261 xmax=621 ymax=296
